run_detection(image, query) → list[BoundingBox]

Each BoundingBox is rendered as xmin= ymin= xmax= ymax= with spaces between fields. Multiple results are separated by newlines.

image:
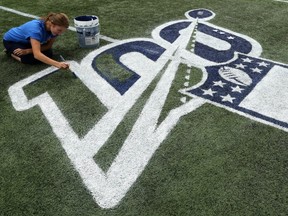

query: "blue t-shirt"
xmin=3 ymin=20 xmax=56 ymax=44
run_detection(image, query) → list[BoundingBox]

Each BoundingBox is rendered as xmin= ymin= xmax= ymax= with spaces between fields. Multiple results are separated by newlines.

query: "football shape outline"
xmin=218 ymin=66 xmax=252 ymax=86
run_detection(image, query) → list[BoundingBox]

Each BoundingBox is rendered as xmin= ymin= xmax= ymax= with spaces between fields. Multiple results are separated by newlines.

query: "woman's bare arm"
xmin=30 ymin=38 xmax=69 ymax=69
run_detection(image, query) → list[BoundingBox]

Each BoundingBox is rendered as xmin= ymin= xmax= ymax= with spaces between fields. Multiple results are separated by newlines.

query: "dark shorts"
xmin=3 ymin=40 xmax=53 ymax=64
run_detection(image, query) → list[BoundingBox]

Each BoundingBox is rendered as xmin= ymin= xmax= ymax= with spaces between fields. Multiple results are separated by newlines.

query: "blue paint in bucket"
xmin=74 ymin=15 xmax=100 ymax=48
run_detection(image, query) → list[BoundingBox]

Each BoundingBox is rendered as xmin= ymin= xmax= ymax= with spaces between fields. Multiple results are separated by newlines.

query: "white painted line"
xmin=274 ymin=0 xmax=288 ymax=2
xmin=180 ymin=97 xmax=187 ymax=103
xmin=184 ymin=81 xmax=189 ymax=87
xmin=99 ymin=35 xmax=119 ymax=43
xmin=0 ymin=5 xmax=119 ymax=43
xmin=0 ymin=5 xmax=39 ymax=19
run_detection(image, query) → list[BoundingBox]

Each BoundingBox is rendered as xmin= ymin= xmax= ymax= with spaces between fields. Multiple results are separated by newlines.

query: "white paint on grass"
xmin=0 ymin=5 xmax=39 ymax=19
xmin=9 ymin=19 xmax=205 ymax=208
xmin=239 ymin=65 xmax=288 ymax=123
xmin=197 ymin=31 xmax=231 ymax=51
xmin=274 ymin=0 xmax=288 ymax=3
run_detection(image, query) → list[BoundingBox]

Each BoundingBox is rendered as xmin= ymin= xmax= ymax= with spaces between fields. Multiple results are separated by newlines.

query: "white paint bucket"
xmin=74 ymin=15 xmax=100 ymax=48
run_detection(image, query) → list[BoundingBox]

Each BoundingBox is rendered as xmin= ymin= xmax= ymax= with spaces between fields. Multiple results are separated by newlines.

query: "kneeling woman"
xmin=3 ymin=12 xmax=70 ymax=69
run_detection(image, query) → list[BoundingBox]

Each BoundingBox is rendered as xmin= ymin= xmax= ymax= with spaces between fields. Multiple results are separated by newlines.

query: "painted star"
xmin=202 ymin=88 xmax=217 ymax=96
xmin=235 ymin=63 xmax=247 ymax=69
xmin=251 ymin=67 xmax=262 ymax=73
xmin=213 ymin=80 xmax=226 ymax=88
xmin=242 ymin=57 xmax=253 ymax=63
xmin=231 ymin=85 xmax=244 ymax=93
xmin=257 ymin=61 xmax=270 ymax=67
xmin=220 ymin=94 xmax=236 ymax=103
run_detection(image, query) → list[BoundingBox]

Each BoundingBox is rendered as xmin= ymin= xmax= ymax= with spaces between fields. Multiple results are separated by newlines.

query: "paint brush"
xmin=60 ymin=55 xmax=77 ymax=78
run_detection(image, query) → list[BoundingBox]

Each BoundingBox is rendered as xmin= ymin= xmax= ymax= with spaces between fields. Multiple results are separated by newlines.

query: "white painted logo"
xmin=8 ymin=9 xmax=288 ymax=208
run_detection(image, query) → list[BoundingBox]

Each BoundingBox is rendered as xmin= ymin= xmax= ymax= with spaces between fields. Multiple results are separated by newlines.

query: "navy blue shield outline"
xmin=180 ymin=52 xmax=288 ymax=131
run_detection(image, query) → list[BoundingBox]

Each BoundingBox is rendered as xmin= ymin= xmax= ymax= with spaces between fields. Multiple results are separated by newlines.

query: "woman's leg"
xmin=11 ymin=53 xmax=22 ymax=62
xmin=3 ymin=40 xmax=53 ymax=64
xmin=3 ymin=40 xmax=30 ymax=55
xmin=20 ymin=48 xmax=53 ymax=64
xmin=3 ymin=40 xmax=33 ymax=63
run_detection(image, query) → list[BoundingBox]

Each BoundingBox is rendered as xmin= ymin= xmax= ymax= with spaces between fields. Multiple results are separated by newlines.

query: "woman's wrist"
xmin=25 ymin=48 xmax=33 ymax=55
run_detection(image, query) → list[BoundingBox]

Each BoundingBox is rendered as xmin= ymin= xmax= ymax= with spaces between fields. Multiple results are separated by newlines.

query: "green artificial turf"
xmin=1 ymin=0 xmax=288 ymax=215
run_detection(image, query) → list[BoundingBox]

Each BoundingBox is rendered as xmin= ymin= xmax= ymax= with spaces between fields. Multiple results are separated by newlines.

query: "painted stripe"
xmin=274 ymin=0 xmax=288 ymax=2
xmin=0 ymin=5 xmax=119 ymax=43
xmin=0 ymin=5 xmax=39 ymax=19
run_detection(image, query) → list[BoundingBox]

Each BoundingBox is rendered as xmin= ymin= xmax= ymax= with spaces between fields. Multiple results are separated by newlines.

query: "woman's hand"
xmin=13 ymin=48 xmax=31 ymax=56
xmin=57 ymin=61 xmax=70 ymax=69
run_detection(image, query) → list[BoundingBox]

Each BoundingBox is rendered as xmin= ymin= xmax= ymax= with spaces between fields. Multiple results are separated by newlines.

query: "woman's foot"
xmin=11 ymin=53 xmax=21 ymax=62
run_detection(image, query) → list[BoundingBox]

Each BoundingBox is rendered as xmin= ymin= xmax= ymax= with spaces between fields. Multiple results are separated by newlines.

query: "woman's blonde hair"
xmin=41 ymin=12 xmax=69 ymax=28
